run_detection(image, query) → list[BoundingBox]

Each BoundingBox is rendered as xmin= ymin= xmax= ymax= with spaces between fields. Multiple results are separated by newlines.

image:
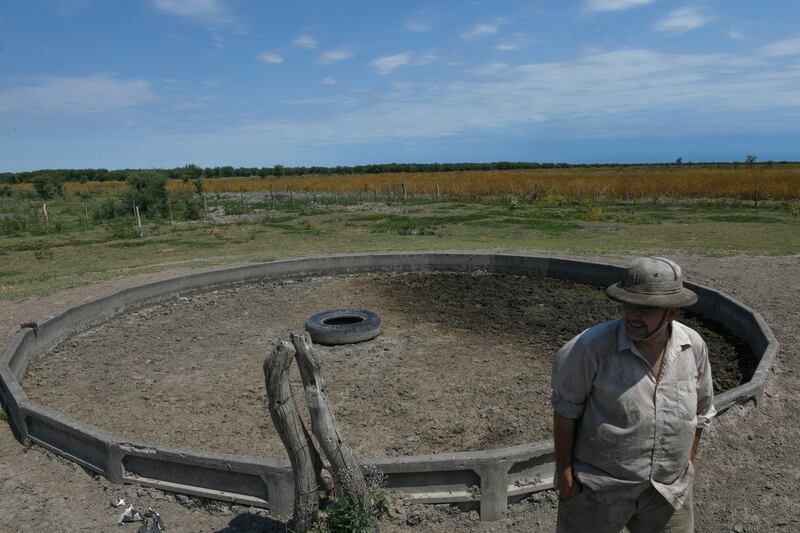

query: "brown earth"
xmin=1 ymin=254 xmax=798 ymax=532
xmin=21 ymin=272 xmax=749 ymax=460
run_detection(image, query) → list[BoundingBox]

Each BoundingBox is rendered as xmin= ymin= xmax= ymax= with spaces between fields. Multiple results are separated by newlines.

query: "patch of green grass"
xmin=705 ymin=214 xmax=781 ymax=223
xmin=1 ymin=199 xmax=799 ymax=300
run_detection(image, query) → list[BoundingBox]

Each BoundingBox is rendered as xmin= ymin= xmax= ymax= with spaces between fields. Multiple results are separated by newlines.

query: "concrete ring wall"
xmin=0 ymin=253 xmax=780 ymax=521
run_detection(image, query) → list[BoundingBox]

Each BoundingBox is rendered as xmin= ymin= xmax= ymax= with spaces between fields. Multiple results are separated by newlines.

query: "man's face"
xmin=622 ymin=304 xmax=678 ymax=341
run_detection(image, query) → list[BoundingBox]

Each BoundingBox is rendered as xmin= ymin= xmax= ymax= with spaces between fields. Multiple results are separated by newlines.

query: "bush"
xmin=121 ymin=172 xmax=168 ymax=216
xmin=93 ymin=198 xmax=127 ymax=221
xmin=33 ymin=175 xmax=63 ymax=200
xmin=177 ymin=195 xmax=204 ymax=220
xmin=0 ymin=214 xmax=30 ymax=235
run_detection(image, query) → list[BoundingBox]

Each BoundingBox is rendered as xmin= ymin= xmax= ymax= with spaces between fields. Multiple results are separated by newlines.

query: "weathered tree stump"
xmin=291 ymin=332 xmax=367 ymax=500
xmin=263 ymin=340 xmax=323 ymax=531
xmin=265 ymin=333 xmax=375 ymax=531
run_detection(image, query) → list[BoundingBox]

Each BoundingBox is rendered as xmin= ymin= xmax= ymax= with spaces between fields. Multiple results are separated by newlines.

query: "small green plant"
xmin=586 ymin=206 xmax=606 ymax=221
xmin=508 ymin=197 xmax=518 ymax=210
xmin=0 ymin=403 xmax=8 ymax=423
xmin=313 ymin=465 xmax=389 ymax=533
xmin=33 ymin=243 xmax=54 ymax=260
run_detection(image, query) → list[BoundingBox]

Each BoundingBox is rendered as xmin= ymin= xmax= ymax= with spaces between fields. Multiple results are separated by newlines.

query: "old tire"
xmin=304 ymin=309 xmax=382 ymax=346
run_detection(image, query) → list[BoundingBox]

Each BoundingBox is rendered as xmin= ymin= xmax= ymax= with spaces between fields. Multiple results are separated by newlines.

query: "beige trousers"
xmin=556 ymin=484 xmax=694 ymax=533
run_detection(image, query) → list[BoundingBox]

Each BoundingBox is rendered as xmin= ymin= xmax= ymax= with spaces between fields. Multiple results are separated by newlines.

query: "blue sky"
xmin=2 ymin=0 xmax=800 ymax=171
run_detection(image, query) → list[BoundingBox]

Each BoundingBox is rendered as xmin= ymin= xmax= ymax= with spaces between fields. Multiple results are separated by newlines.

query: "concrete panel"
xmin=21 ymin=402 xmax=110 ymax=474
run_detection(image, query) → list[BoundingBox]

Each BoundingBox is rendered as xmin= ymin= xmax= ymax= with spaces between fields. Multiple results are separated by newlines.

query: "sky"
xmin=1 ymin=0 xmax=800 ymax=171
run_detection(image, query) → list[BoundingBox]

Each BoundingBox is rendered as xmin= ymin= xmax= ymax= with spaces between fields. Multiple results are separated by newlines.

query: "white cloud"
xmin=371 ymin=53 xmax=413 ymax=75
xmin=462 ymin=23 xmax=499 ymax=39
xmin=728 ymin=29 xmax=744 ymax=40
xmin=495 ymin=42 xmax=519 ymax=51
xmin=257 ymin=52 xmax=283 ymax=64
xmin=655 ymin=7 xmax=710 ymax=34
xmin=292 ymin=35 xmax=317 ymax=49
xmin=0 ymin=76 xmax=156 ymax=114
xmin=584 ymin=0 xmax=654 ymax=12
xmin=318 ymin=49 xmax=353 ymax=64
xmin=151 ymin=0 xmax=231 ymax=24
xmin=494 ymin=33 xmax=532 ymax=51
xmin=414 ymin=52 xmax=438 ymax=66
xmin=322 ymin=77 xmax=337 ymax=86
xmin=759 ymin=37 xmax=800 ymax=57
xmin=404 ymin=18 xmax=432 ymax=32
xmin=206 ymin=46 xmax=800 ymax=147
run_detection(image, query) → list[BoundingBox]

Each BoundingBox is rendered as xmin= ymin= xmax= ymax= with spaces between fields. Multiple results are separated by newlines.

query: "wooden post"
xmin=373 ymin=184 xmax=378 ymax=202
xmin=134 ymin=205 xmax=143 ymax=238
xmin=269 ymin=186 xmax=275 ymax=210
xmin=435 ymin=179 xmax=441 ymax=201
xmin=203 ymin=193 xmax=209 ymax=219
xmin=291 ymin=333 xmax=366 ymax=500
xmin=83 ymin=202 xmax=90 ymax=229
xmin=755 ymin=181 xmax=759 ymax=209
xmin=240 ymin=188 xmax=246 ymax=215
xmin=264 ymin=341 xmax=324 ymax=531
xmin=402 ymin=183 xmax=407 ymax=203
xmin=42 ymin=202 xmax=49 ymax=233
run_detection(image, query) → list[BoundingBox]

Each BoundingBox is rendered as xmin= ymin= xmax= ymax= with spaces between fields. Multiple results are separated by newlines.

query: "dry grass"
xmin=19 ymin=165 xmax=800 ymax=201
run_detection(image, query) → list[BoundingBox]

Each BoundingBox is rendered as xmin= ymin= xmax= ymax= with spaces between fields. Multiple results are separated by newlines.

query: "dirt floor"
xmin=21 ymin=272 xmax=749 ymax=460
xmin=1 ymin=254 xmax=799 ymax=532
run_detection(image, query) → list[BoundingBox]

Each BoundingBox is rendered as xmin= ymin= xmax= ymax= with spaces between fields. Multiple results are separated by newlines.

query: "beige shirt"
xmin=551 ymin=319 xmax=716 ymax=508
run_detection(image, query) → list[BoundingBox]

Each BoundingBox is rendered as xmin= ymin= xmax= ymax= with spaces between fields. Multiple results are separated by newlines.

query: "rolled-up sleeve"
xmin=695 ymin=340 xmax=716 ymax=428
xmin=551 ymin=332 xmax=597 ymax=419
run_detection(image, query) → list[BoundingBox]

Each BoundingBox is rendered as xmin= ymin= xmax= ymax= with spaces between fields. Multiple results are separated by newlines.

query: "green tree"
xmin=122 ymin=172 xmax=168 ymax=215
xmin=32 ymin=175 xmax=63 ymax=200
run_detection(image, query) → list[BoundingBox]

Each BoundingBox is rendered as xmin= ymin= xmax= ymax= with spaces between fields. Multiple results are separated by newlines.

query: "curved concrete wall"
xmin=0 ymin=253 xmax=780 ymax=521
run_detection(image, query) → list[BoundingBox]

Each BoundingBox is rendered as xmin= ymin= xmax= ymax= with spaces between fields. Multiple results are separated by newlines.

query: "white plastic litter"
xmin=117 ymin=504 xmax=143 ymax=525
xmin=113 ymin=498 xmax=127 ymax=508
xmin=138 ymin=508 xmax=166 ymax=533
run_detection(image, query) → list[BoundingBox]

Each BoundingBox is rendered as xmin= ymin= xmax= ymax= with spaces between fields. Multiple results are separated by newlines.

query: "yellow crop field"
xmin=63 ymin=181 xmax=128 ymax=195
xmin=38 ymin=165 xmax=800 ymax=201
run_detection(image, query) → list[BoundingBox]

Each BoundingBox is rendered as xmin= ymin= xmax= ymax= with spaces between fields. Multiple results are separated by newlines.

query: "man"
xmin=551 ymin=257 xmax=716 ymax=533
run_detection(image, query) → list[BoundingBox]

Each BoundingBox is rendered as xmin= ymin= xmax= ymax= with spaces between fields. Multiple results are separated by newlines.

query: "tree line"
xmin=2 ymin=159 xmax=794 ymax=185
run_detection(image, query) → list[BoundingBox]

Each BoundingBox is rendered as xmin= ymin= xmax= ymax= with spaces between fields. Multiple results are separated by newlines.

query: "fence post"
xmin=134 ymin=205 xmax=143 ymax=238
xmin=42 ymin=202 xmax=49 ymax=233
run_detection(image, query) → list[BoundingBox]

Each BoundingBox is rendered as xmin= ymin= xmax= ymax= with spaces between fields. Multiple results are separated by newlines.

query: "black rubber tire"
xmin=304 ymin=308 xmax=382 ymax=345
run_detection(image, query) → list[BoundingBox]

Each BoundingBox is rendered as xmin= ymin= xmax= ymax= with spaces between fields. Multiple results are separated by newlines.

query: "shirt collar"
xmin=616 ymin=318 xmax=693 ymax=354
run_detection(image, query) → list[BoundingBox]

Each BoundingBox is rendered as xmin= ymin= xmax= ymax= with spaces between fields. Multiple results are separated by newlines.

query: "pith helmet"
xmin=606 ymin=257 xmax=698 ymax=309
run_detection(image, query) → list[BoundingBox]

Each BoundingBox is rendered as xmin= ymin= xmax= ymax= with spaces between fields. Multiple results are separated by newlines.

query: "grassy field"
xmin=2 ymin=187 xmax=799 ymax=300
xmin=8 ymin=164 xmax=800 ymax=201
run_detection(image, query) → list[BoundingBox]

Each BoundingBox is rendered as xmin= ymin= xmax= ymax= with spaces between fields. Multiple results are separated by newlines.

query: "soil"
xmin=23 ymin=272 xmax=748 ymax=460
xmin=1 ymin=254 xmax=799 ymax=532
